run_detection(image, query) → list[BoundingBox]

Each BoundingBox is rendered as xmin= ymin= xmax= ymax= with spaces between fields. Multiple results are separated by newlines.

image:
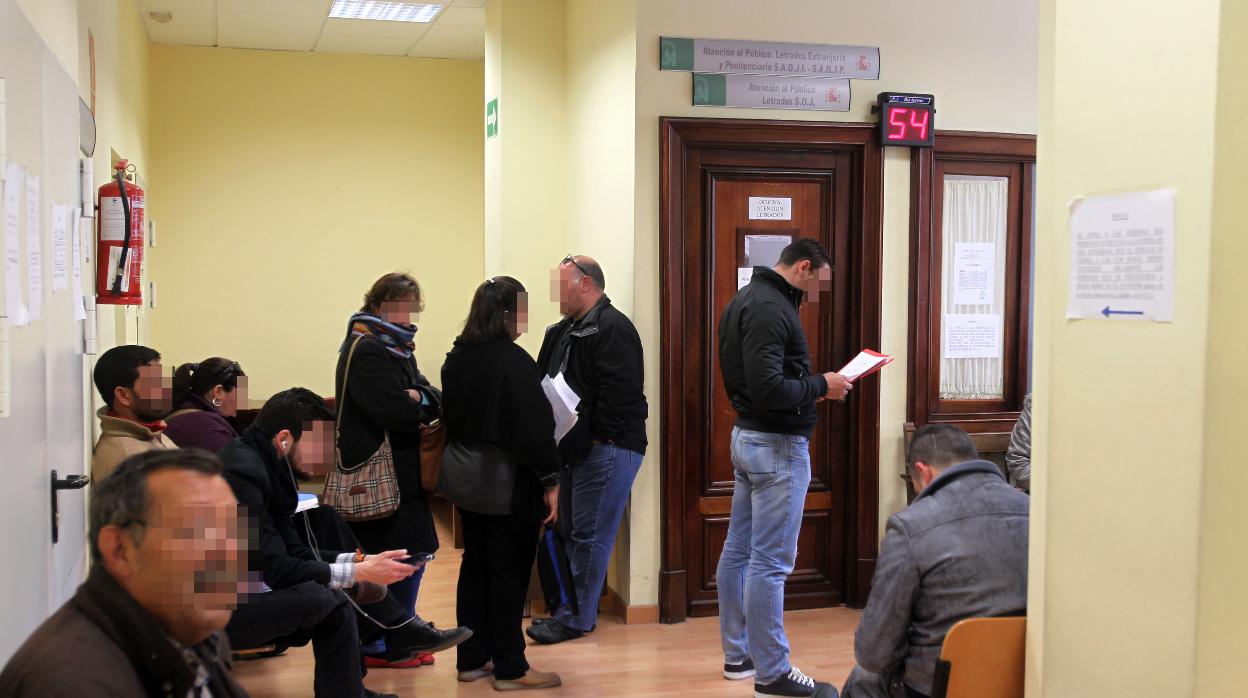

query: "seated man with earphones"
xmin=219 ymin=388 xmax=470 ymax=698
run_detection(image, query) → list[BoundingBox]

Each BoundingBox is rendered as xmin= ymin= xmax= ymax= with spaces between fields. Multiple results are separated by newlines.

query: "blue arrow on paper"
xmin=1102 ymin=306 xmax=1144 ymax=318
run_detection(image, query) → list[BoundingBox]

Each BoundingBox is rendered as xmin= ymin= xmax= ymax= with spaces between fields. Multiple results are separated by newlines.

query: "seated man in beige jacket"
xmin=92 ymin=345 xmax=175 ymax=482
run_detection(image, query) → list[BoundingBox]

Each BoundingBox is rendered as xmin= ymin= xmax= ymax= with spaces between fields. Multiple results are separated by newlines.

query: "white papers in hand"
xmin=837 ymin=349 xmax=894 ymax=382
xmin=541 ymin=373 xmax=581 ymax=445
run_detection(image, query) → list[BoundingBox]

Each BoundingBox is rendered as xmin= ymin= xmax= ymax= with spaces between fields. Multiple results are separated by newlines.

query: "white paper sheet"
xmin=51 ymin=204 xmax=68 ymax=292
xmin=737 ymin=267 xmax=752 ymax=290
xmin=952 ymin=242 xmax=995 ymax=305
xmin=541 ymin=373 xmax=581 ymax=445
xmin=71 ymin=211 xmax=85 ymax=321
xmin=837 ymin=350 xmax=892 ymax=382
xmin=1066 ymin=189 xmax=1175 ymax=322
xmin=25 ymin=174 xmax=41 ymax=320
xmin=3 ymin=162 xmax=30 ymax=325
xmin=943 ymin=314 xmax=1002 ymax=359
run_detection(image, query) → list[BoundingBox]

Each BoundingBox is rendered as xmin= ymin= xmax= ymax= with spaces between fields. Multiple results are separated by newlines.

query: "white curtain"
xmin=939 ymin=176 xmax=1008 ymax=400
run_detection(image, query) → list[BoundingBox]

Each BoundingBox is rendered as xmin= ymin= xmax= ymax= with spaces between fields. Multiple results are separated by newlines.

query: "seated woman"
xmin=165 ymin=357 xmax=247 ymax=452
xmin=440 ymin=276 xmax=562 ymax=691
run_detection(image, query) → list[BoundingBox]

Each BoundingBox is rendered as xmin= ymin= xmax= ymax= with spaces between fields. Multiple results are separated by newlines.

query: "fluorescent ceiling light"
xmin=329 ymin=1 xmax=443 ymax=23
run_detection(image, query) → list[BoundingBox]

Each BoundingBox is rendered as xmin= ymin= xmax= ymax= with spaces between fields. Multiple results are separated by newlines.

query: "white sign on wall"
xmin=1066 ymin=189 xmax=1175 ymax=322
xmin=749 ymin=197 xmax=792 ymax=220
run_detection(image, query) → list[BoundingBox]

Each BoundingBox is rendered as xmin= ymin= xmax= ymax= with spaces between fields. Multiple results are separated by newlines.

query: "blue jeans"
xmin=553 ymin=442 xmax=643 ymax=632
xmin=717 ymin=426 xmax=812 ymax=685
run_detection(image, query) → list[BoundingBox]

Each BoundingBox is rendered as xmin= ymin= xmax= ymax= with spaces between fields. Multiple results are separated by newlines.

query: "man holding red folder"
xmin=715 ymin=238 xmax=851 ymax=698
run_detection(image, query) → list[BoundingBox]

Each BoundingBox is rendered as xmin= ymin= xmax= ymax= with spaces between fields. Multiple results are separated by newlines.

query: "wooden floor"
xmin=234 ymin=508 xmax=862 ymax=697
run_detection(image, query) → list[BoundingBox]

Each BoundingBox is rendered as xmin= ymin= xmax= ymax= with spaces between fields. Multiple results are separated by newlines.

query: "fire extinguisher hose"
xmin=110 ymin=167 xmax=132 ymax=295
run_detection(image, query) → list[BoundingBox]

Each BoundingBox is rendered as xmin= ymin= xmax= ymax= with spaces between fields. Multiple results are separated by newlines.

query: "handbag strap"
xmin=334 ymin=334 xmax=368 ymax=467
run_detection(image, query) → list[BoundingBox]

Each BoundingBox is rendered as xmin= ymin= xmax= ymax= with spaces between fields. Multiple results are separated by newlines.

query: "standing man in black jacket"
xmin=528 ymin=255 xmax=648 ymax=645
xmin=716 ymin=239 xmax=852 ymax=698
xmin=219 ymin=388 xmax=467 ymax=698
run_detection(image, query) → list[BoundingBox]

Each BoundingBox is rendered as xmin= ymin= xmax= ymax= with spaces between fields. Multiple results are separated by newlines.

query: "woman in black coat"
xmin=440 ymin=276 xmax=562 ymax=691
xmin=334 ymin=272 xmax=467 ymax=664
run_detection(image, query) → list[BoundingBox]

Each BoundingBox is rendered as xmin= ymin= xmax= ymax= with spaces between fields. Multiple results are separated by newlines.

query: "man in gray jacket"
xmin=842 ymin=425 xmax=1029 ymax=698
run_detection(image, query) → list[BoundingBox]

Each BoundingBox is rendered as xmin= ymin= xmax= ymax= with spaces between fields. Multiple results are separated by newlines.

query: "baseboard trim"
xmin=605 ymin=588 xmax=660 ymax=624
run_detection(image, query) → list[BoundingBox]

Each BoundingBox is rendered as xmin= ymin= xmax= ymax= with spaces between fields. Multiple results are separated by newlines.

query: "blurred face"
xmin=211 ymin=376 xmax=247 ymax=418
xmin=116 ymin=361 xmax=172 ymax=422
xmin=290 ymin=420 xmax=335 ymax=478
xmin=799 ymin=263 xmax=833 ymax=304
xmin=100 ymin=470 xmax=242 ymax=646
xmin=511 ymin=292 xmax=530 ymax=338
xmin=376 ymin=294 xmax=420 ymax=326
xmin=552 ymin=262 xmax=593 ymax=317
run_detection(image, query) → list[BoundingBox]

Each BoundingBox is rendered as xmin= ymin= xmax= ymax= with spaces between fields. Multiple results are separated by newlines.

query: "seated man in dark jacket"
xmin=0 ymin=449 xmax=248 ymax=697
xmin=843 ymin=425 xmax=1030 ymax=698
xmin=219 ymin=388 xmax=464 ymax=698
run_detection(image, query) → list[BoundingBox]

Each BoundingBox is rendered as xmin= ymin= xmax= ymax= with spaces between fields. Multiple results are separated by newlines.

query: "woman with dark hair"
xmin=440 ymin=276 xmax=562 ymax=691
xmin=335 ymin=272 xmax=470 ymax=667
xmin=164 ymin=357 xmax=247 ymax=452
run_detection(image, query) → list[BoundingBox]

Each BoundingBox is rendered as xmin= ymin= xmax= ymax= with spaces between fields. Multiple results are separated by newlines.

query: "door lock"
xmin=51 ymin=470 xmax=90 ymax=544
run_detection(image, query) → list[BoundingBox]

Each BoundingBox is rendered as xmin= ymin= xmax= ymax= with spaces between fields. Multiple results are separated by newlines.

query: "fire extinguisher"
xmin=95 ymin=159 xmax=145 ymax=305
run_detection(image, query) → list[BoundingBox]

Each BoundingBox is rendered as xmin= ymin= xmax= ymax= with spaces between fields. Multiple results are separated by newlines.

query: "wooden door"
xmin=659 ymin=119 xmax=884 ymax=622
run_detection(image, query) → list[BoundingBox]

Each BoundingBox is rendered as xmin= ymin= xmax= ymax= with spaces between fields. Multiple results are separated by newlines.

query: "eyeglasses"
xmin=561 ymin=254 xmax=594 ymax=280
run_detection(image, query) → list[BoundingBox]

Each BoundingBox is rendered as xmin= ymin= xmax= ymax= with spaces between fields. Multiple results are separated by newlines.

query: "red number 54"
xmin=888 ymin=108 xmax=930 ymax=140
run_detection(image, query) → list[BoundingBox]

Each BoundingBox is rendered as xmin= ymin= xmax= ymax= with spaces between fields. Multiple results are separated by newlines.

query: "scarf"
xmin=107 ymin=408 xmax=167 ymax=434
xmin=340 ymin=312 xmax=417 ymax=359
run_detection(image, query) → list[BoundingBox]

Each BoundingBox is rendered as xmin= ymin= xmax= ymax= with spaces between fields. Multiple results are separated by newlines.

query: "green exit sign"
xmin=486 ymin=98 xmax=499 ymax=139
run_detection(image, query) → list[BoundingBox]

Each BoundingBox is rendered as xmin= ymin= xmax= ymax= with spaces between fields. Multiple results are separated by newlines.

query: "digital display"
xmin=877 ymin=93 xmax=936 ymax=147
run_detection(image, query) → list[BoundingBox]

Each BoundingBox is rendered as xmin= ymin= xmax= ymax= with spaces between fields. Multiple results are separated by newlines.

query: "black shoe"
xmin=525 ymin=619 xmax=585 ymax=645
xmin=724 ymin=657 xmax=755 ymax=680
xmin=364 ymin=690 xmax=398 ymax=698
xmin=387 ymin=617 xmax=472 ymax=655
xmin=754 ymin=667 xmax=835 ymax=697
xmin=531 ymin=616 xmax=597 ymax=632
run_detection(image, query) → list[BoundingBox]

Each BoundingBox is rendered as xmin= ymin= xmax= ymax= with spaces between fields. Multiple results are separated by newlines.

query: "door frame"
xmin=658 ymin=117 xmax=885 ymax=622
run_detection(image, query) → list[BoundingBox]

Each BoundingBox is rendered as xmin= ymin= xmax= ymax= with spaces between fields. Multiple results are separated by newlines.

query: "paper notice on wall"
xmin=25 ymin=174 xmax=41 ymax=320
xmin=52 ymin=205 xmax=68 ymax=292
xmin=748 ymin=197 xmax=792 ymax=220
xmin=71 ymin=210 xmax=85 ymax=321
xmin=952 ymin=242 xmax=995 ymax=305
xmin=738 ymin=267 xmax=753 ymax=290
xmin=943 ymin=313 xmax=1002 ymax=359
xmin=744 ymin=234 xmax=792 ymax=268
xmin=1066 ymin=189 xmax=1175 ymax=321
xmin=4 ymin=162 xmax=30 ymax=326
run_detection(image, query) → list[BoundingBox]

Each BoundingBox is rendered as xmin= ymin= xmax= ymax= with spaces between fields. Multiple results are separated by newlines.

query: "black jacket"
xmin=334 ymin=333 xmax=439 ymax=554
xmin=718 ymin=267 xmax=828 ymax=437
xmin=442 ymin=338 xmax=561 ymax=520
xmin=220 ymin=428 xmax=343 ymax=590
xmin=537 ymin=295 xmax=648 ymax=465
xmin=0 ymin=567 xmax=247 ymax=697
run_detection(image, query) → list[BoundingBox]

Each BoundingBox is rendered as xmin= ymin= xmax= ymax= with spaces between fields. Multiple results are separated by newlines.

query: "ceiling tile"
xmin=315 ymin=34 xmax=416 ymax=55
xmin=407 ymin=23 xmax=483 ymax=60
xmin=216 ymin=0 xmax=332 ymax=15
xmin=437 ymin=6 xmax=483 ymax=26
xmin=142 ymin=7 xmax=215 ymax=45
xmin=320 ymin=16 xmax=434 ymax=39
xmin=452 ymin=0 xmax=486 ymax=7
xmin=218 ymin=28 xmax=319 ymax=52
xmin=218 ymin=11 xmax=325 ymax=34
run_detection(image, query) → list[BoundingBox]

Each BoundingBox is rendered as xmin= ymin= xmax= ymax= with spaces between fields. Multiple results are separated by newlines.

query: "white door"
xmin=0 ymin=0 xmax=91 ymax=664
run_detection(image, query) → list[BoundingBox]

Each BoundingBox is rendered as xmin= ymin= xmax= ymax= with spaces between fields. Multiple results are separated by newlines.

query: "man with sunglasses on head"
xmin=91 ymin=345 xmax=176 ymax=482
xmin=528 ymin=255 xmax=648 ymax=646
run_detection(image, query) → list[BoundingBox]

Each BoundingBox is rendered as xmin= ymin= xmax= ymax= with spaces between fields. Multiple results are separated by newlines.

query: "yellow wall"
xmin=627 ymin=0 xmax=1038 ymax=606
xmin=1194 ymin=0 xmax=1248 ymax=694
xmin=147 ymin=46 xmax=483 ymax=399
xmin=483 ymin=0 xmax=569 ymax=359
xmin=1030 ymin=0 xmax=1224 ymax=694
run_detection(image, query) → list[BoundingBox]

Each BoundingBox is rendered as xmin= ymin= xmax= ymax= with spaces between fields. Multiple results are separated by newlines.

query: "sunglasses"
xmin=561 ymin=254 xmax=594 ymax=280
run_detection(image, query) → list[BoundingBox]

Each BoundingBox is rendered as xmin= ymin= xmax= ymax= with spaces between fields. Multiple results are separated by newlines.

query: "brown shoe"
xmin=493 ymin=669 xmax=562 ymax=691
xmin=458 ymin=662 xmax=494 ymax=682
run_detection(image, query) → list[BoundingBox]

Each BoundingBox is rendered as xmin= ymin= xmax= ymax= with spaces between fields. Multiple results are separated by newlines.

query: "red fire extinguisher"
xmin=95 ymin=159 xmax=145 ymax=305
